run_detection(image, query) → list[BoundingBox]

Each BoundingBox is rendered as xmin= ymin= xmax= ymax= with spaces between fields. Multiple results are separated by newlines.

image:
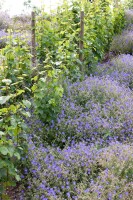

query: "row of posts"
xmin=31 ymin=10 xmax=84 ymax=72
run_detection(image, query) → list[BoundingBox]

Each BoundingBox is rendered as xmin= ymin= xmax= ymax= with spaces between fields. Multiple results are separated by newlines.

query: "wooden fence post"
xmin=31 ymin=11 xmax=36 ymax=67
xmin=79 ymin=11 xmax=84 ymax=72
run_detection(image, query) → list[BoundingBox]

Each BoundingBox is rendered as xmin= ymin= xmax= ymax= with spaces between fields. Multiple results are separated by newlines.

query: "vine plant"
xmin=0 ymin=33 xmax=31 ymax=198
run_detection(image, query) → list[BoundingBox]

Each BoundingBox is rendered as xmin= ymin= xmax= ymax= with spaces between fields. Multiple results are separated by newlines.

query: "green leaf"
xmin=31 ymin=84 xmax=37 ymax=92
xmin=11 ymin=81 xmax=22 ymax=86
xmin=16 ymin=90 xmax=25 ymax=96
xmin=0 ymin=160 xmax=6 ymax=168
xmin=25 ymin=111 xmax=31 ymax=117
xmin=10 ymin=117 xmax=17 ymax=126
xmin=21 ymin=111 xmax=31 ymax=117
xmin=0 ymin=96 xmax=11 ymax=105
xmin=0 ymin=108 xmax=8 ymax=113
xmin=22 ymin=100 xmax=31 ymax=108
xmin=24 ymin=87 xmax=31 ymax=92
xmin=15 ymin=174 xmax=21 ymax=181
xmin=0 ymin=147 xmax=9 ymax=155
xmin=7 ymin=146 xmax=15 ymax=157
xmin=40 ymin=77 xmax=46 ymax=83
xmin=32 ymin=75 xmax=38 ymax=81
xmin=14 ymin=152 xmax=20 ymax=160
xmin=17 ymin=76 xmax=24 ymax=80
xmin=0 ymin=131 xmax=5 ymax=136
xmin=55 ymin=61 xmax=62 ymax=66
xmin=9 ymin=105 xmax=17 ymax=113
xmin=0 ymin=119 xmax=3 ymax=123
xmin=2 ymin=79 xmax=12 ymax=85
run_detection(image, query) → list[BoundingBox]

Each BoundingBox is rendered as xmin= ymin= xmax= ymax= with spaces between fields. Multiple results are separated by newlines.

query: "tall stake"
xmin=31 ymin=11 xmax=36 ymax=67
xmin=79 ymin=11 xmax=84 ymax=72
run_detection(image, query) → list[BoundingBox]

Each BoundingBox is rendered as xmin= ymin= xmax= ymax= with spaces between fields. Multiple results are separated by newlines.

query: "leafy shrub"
xmin=32 ymin=68 xmax=64 ymax=123
xmin=0 ymin=34 xmax=32 ymax=197
xmin=36 ymin=3 xmax=81 ymax=78
xmin=0 ymin=89 xmax=31 ymax=197
xmin=35 ymin=10 xmax=59 ymax=64
xmin=0 ymin=33 xmax=32 ymax=88
xmin=84 ymin=0 xmax=114 ymax=68
xmin=110 ymin=30 xmax=133 ymax=54
xmin=21 ymin=141 xmax=133 ymax=200
xmin=20 ymin=141 xmax=100 ymax=199
xmin=95 ymin=54 xmax=133 ymax=89
xmin=35 ymin=0 xmax=126 ymax=75
xmin=113 ymin=6 xmax=126 ymax=35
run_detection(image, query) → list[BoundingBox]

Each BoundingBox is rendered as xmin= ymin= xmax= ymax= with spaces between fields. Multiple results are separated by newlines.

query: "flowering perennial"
xmin=110 ymin=30 xmax=133 ymax=54
xmin=38 ymin=76 xmax=133 ymax=147
xmin=96 ymin=54 xmax=133 ymax=89
xmin=20 ymin=142 xmax=133 ymax=200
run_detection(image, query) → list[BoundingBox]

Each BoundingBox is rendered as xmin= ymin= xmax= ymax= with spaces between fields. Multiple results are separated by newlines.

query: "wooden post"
xmin=79 ymin=11 xmax=84 ymax=72
xmin=31 ymin=11 xmax=36 ymax=67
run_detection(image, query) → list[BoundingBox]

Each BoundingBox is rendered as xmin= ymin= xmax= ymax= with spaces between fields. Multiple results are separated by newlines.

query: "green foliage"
xmin=35 ymin=0 xmax=126 ymax=76
xmin=32 ymin=68 xmax=64 ymax=123
xmin=113 ymin=7 xmax=126 ymax=34
xmin=1 ymin=31 xmax=31 ymax=85
xmin=126 ymin=0 xmax=133 ymax=8
xmin=36 ymin=4 xmax=81 ymax=80
xmin=0 ymin=92 xmax=30 ymax=195
xmin=0 ymin=33 xmax=31 ymax=196
xmin=36 ymin=11 xmax=58 ymax=64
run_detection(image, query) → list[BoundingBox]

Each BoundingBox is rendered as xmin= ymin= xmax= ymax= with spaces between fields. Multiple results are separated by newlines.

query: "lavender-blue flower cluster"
xmin=0 ymin=12 xmax=11 ymax=30
xmin=110 ymin=30 xmax=133 ymax=54
xmin=125 ymin=9 xmax=133 ymax=25
xmin=78 ymin=142 xmax=133 ymax=200
xmin=39 ymin=76 xmax=133 ymax=147
xmin=0 ymin=29 xmax=8 ymax=48
xmin=96 ymin=54 xmax=133 ymax=89
xmin=20 ymin=141 xmax=133 ymax=200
